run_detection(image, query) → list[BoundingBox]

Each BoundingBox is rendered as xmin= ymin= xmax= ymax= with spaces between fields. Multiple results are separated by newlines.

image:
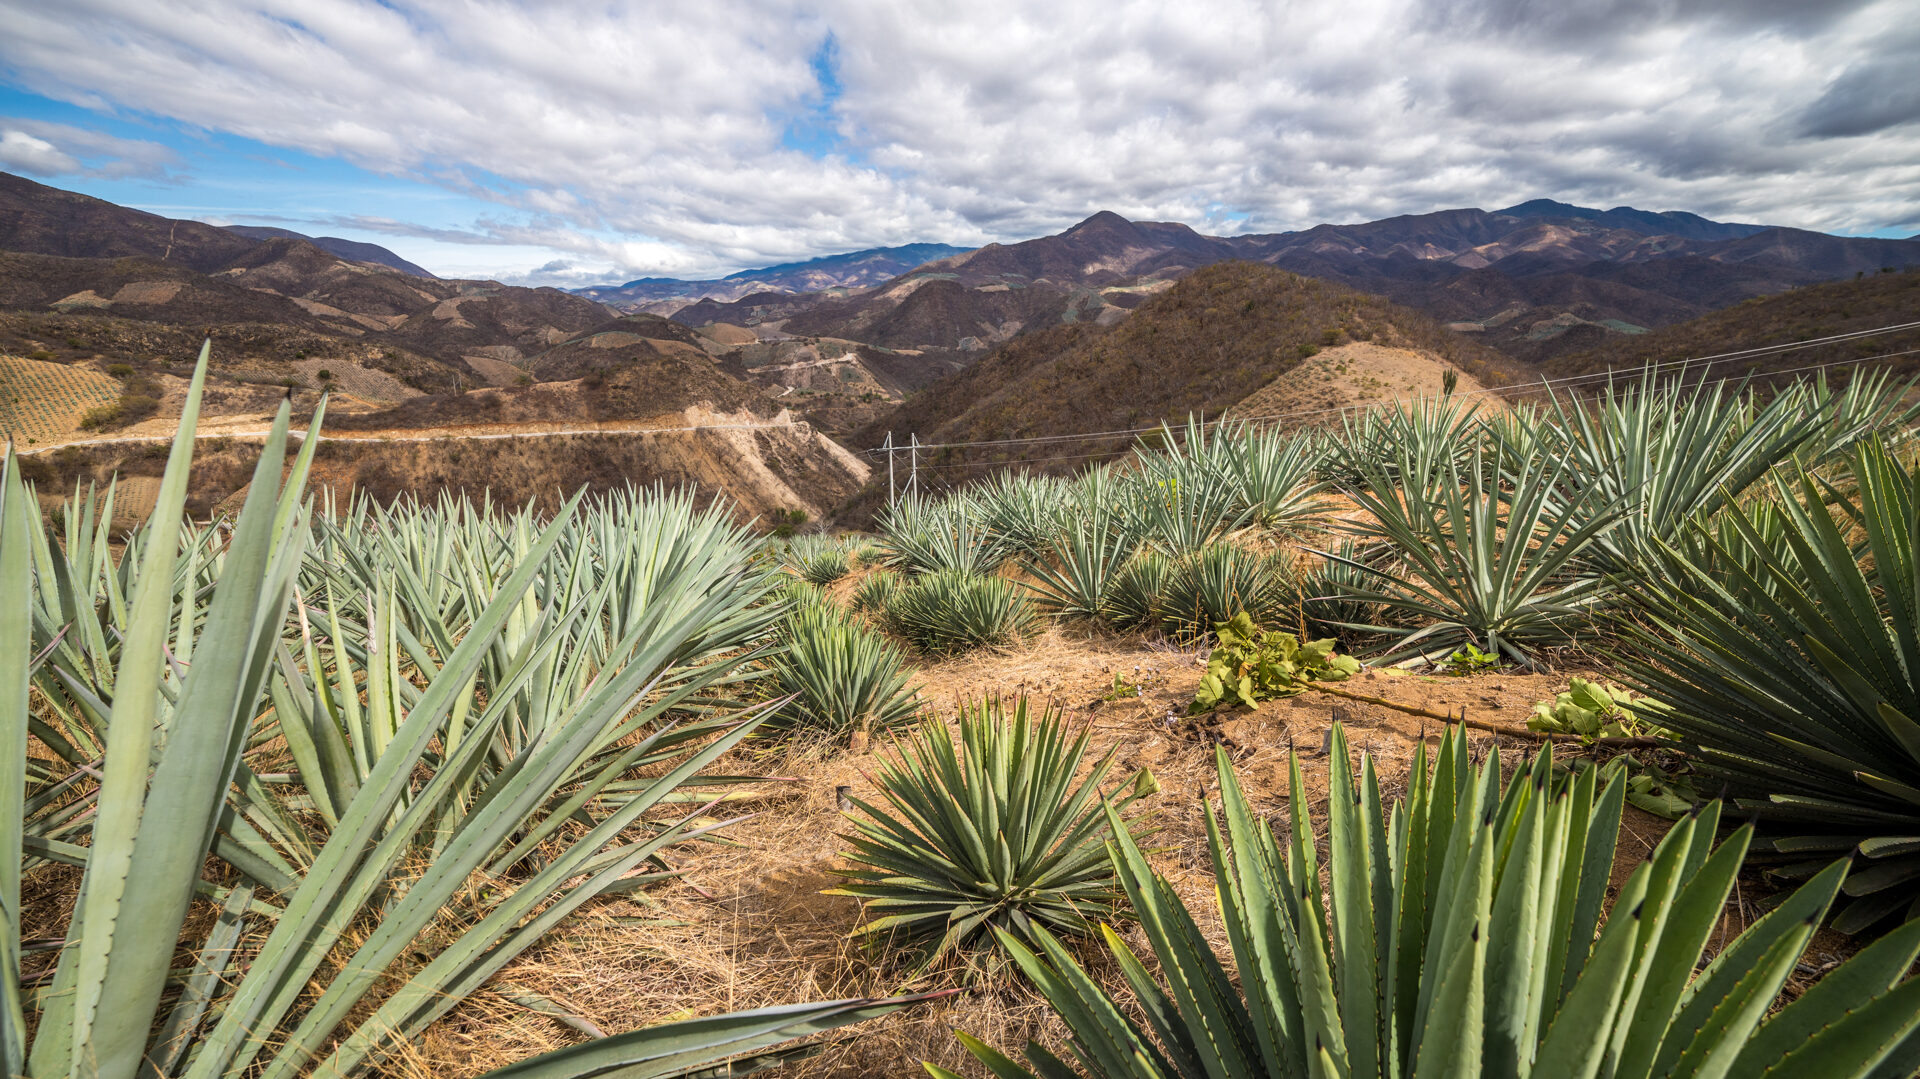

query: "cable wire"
xmin=866 ymin=318 xmax=1920 ymax=455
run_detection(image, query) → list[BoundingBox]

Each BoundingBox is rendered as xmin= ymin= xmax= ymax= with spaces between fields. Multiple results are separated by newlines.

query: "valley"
xmin=6 ymin=168 xmax=1917 ymax=535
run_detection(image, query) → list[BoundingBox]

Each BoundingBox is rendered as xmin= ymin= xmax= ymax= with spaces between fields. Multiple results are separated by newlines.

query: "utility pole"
xmin=883 ymin=431 xmax=895 ymax=505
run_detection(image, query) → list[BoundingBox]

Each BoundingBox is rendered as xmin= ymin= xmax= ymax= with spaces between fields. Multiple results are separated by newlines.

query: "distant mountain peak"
xmin=1493 ymin=199 xmax=1768 ymax=243
xmin=1065 ymin=210 xmax=1136 ymax=233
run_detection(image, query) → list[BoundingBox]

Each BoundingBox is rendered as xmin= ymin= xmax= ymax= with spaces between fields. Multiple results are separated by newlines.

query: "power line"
xmin=868 ymin=318 xmax=1920 ymax=456
xmin=889 ymin=342 xmax=1920 ymax=472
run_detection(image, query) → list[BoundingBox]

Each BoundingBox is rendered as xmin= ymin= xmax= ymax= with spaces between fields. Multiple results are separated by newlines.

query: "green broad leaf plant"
xmin=1191 ymin=612 xmax=1359 ymax=713
xmin=1528 ymin=677 xmax=1674 ymax=742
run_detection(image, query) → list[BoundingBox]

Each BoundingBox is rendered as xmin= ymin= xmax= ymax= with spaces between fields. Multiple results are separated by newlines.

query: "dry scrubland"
xmin=10 ymin=347 xmax=1920 ymax=1079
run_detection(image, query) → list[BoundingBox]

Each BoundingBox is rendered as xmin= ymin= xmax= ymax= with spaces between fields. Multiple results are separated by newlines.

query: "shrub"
xmin=885 ymin=569 xmax=1035 ymax=653
xmin=829 ymin=697 xmax=1156 ymax=962
xmin=1190 ymin=612 xmax=1358 ymax=712
xmin=767 ymin=603 xmax=919 ymax=736
xmin=1527 ymin=677 xmax=1671 ymax=741
xmin=936 ymin=726 xmax=1920 ymax=1079
xmin=78 ymin=401 xmax=123 ymax=429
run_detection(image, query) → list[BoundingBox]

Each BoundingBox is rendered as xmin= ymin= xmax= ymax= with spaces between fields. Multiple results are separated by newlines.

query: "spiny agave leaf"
xmin=476 ymin=993 xmax=953 ymax=1079
xmin=0 ymin=448 xmax=33 ymax=1078
xmin=68 ymin=340 xmax=215 ymax=1067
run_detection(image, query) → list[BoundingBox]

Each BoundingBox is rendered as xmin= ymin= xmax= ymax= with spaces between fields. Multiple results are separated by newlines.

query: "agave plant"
xmin=829 ymin=697 xmax=1156 ymax=961
xmin=783 ymin=533 xmax=853 ymax=584
xmin=885 ymin=569 xmax=1036 ymax=653
xmin=938 ymin=725 xmax=1920 ymax=1079
xmin=976 ymin=471 xmax=1072 ymax=558
xmin=767 ymin=602 xmax=920 ymax=736
xmin=1156 ymin=543 xmax=1293 ymax=639
xmin=1125 ymin=451 xmax=1254 ymax=554
xmin=1326 ymin=393 xmax=1484 ymax=492
xmin=1101 ymin=550 xmax=1176 ymax=630
xmin=1024 ymin=509 xmax=1141 ymax=619
xmin=1326 ymin=444 xmax=1624 ymax=666
xmin=1610 ymin=437 xmax=1920 ymax=933
xmin=1301 ymin=538 xmax=1394 ymax=644
xmin=3 ymin=344 xmax=929 ymax=1079
xmin=852 ymin=567 xmax=905 ymax=614
xmin=1216 ymin=422 xmax=1326 ymax=533
xmin=1540 ymin=371 xmax=1843 ymax=574
xmin=877 ymin=494 xmax=1008 ymax=576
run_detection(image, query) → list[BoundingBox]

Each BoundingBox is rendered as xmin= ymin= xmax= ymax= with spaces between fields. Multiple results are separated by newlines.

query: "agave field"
xmin=9 ymin=344 xmax=1920 ymax=1077
xmin=0 ymin=356 xmax=120 ymax=444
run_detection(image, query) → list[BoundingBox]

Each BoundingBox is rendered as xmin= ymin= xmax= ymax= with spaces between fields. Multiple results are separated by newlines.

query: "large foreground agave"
xmin=937 ymin=725 xmax=1920 ymax=1079
xmin=1612 ymin=437 xmax=1920 ymax=933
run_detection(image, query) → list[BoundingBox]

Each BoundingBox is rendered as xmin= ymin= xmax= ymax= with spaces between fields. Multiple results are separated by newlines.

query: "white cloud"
xmin=1 ymin=0 xmax=1915 ymax=278
xmin=0 ymin=130 xmax=80 ymax=176
xmin=0 ymin=119 xmax=180 ymax=179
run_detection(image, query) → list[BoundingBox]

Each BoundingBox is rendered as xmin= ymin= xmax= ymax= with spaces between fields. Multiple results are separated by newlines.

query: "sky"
xmin=1 ymin=0 xmax=1916 ymax=287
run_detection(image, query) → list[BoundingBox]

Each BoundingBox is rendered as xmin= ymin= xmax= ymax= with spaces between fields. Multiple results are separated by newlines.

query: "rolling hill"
xmin=1543 ymin=269 xmax=1920 ymax=384
xmin=844 ymin=261 xmax=1520 ymax=498
xmin=222 ymin=225 xmax=437 ymax=277
xmin=0 ymin=173 xmax=867 ymax=522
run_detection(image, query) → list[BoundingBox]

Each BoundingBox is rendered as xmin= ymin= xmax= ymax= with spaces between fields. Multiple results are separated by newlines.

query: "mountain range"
xmin=635 ymin=200 xmax=1920 ymax=368
xmin=573 ymin=243 xmax=971 ymax=309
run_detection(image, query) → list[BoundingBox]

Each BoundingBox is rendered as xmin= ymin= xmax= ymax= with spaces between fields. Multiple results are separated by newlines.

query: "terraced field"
xmin=0 ymin=354 xmax=119 ymax=444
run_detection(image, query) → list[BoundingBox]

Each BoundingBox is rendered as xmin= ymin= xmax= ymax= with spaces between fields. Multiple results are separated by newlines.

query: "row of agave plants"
xmin=1 ymin=346 xmax=938 ymax=1079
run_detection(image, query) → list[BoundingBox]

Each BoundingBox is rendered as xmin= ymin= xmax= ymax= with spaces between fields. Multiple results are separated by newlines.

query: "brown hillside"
xmin=327 ymin=342 xmax=777 ymax=431
xmin=1544 ymin=269 xmax=1920 ymax=383
xmin=847 ymin=261 xmax=1517 ymax=485
xmin=0 ymin=172 xmax=257 ymax=272
xmin=17 ymin=419 xmax=866 ymax=526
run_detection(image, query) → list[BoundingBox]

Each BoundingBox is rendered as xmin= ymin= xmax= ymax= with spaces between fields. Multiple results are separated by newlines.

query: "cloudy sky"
xmin=2 ymin=0 xmax=1915 ymax=285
